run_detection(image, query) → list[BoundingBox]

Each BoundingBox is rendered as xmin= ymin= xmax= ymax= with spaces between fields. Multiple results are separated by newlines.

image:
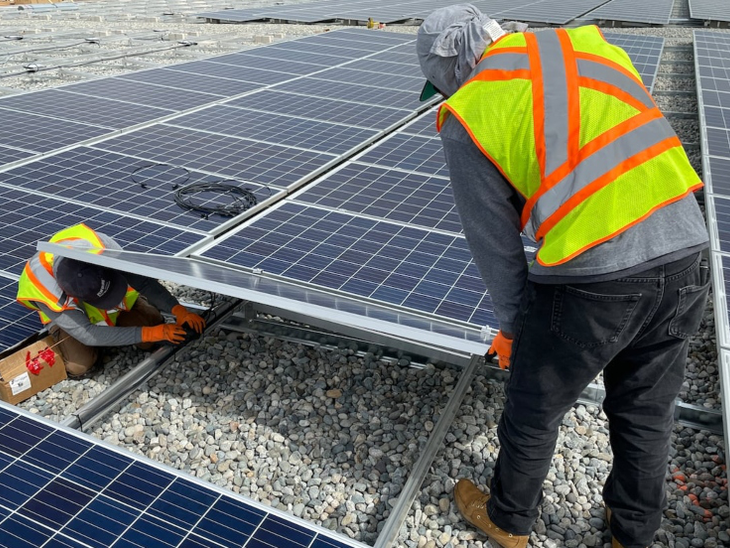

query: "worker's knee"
xmin=63 ymin=348 xmax=99 ymax=377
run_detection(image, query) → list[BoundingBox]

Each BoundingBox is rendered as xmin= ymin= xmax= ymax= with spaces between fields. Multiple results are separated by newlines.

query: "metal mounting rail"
xmin=61 ymin=298 xmax=241 ymax=431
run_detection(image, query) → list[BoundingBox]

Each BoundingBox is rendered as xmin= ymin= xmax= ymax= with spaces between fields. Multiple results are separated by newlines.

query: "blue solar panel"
xmin=166 ymin=106 xmax=381 ymax=155
xmin=0 ymin=403 xmax=360 ymax=548
xmin=274 ymin=78 xmax=423 ymax=110
xmin=603 ymin=33 xmax=665 ymax=93
xmin=0 ymin=107 xmax=111 ymax=154
xmin=59 ymin=78 xmax=222 ymax=112
xmin=584 ymin=0 xmax=674 ymax=25
xmin=0 ymin=185 xmax=206 ymax=277
xmin=292 ymin=162 xmax=462 ymax=233
xmin=0 ymin=278 xmax=42 ymax=353
xmin=400 ymin=110 xmax=439 ymax=138
xmin=167 ymin=61 xmax=297 ymax=85
xmin=355 ymin=134 xmax=449 ymax=177
xmin=712 ymin=196 xmax=730 ymax=254
xmin=690 ymin=0 xmax=730 ymax=23
xmin=205 ymin=52 xmax=325 ymax=75
xmin=309 ymin=67 xmax=424 ymax=93
xmin=118 ymin=68 xmax=262 ymax=97
xmin=339 ymin=58 xmax=425 ymax=79
xmin=225 ymin=90 xmax=412 ymax=130
xmin=0 ymin=145 xmax=33 ymax=167
xmin=0 ymin=147 xmax=279 ymax=234
xmin=229 ymin=46 xmax=348 ymax=67
xmin=0 ymin=89 xmax=173 ymax=130
xmin=92 ymin=125 xmax=338 ymax=188
xmin=201 ymin=202 xmax=498 ymax=327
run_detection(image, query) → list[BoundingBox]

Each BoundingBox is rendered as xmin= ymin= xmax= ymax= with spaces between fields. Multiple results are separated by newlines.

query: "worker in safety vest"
xmin=417 ymin=5 xmax=709 ymax=548
xmin=17 ymin=224 xmax=206 ymax=378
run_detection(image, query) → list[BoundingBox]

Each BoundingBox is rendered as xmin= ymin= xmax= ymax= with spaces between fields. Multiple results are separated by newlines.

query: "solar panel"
xmin=274 ymin=78 xmax=423 ymax=110
xmin=603 ymin=33 xmax=665 ymax=92
xmin=355 ymin=134 xmax=449 ymax=177
xmin=166 ymin=106 xmax=381 ymax=156
xmin=225 ymin=90 xmax=413 ymax=130
xmin=0 ymin=402 xmax=364 ymax=548
xmin=493 ymin=0 xmax=611 ymax=24
xmin=167 ymin=60 xmax=297 ymax=85
xmin=227 ymin=45 xmax=349 ymax=67
xmin=92 ymin=125 xmax=339 ymax=188
xmin=339 ymin=59 xmax=425 ymax=79
xmin=0 ymin=89 xmax=173 ymax=130
xmin=0 ymin=147 xmax=279 ymax=234
xmin=711 ymin=196 xmax=730 ymax=254
xmin=309 ymin=67 xmax=424 ymax=93
xmin=0 ymin=107 xmax=110 ymax=154
xmin=689 ymin=0 xmax=730 ymax=23
xmin=583 ymin=0 xmax=674 ymax=25
xmin=0 ymin=277 xmax=42 ymax=354
xmin=199 ymin=201 xmax=498 ymax=328
xmin=290 ymin=162 xmax=462 ymax=233
xmin=0 ymin=185 xmax=207 ymax=277
xmin=204 ymin=53 xmax=325 ymax=75
xmin=400 ymin=109 xmax=440 ymax=138
xmin=118 ymin=68 xmax=262 ymax=98
xmin=0 ymin=145 xmax=33 ymax=167
xmin=58 ymin=78 xmax=221 ymax=112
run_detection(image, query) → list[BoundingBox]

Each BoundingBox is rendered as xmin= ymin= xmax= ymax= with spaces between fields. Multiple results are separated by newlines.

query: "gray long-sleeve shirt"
xmin=440 ymin=115 xmax=709 ymax=334
xmin=38 ymin=272 xmax=179 ymax=347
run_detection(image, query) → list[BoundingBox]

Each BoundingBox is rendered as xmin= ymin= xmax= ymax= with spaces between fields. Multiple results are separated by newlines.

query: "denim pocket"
xmin=669 ymin=281 xmax=710 ymax=339
xmin=551 ymin=286 xmax=640 ymax=348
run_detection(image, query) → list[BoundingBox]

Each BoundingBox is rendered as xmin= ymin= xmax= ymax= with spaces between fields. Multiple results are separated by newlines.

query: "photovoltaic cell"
xmin=227 ymin=45 xmax=349 ymax=67
xmin=0 ymin=107 xmax=110 ymax=154
xmin=493 ymin=0 xmax=611 ymax=24
xmin=0 ymin=146 xmax=33 ymax=167
xmin=0 ymin=185 xmax=206 ymax=277
xmin=167 ymin=60 xmax=297 ymax=85
xmin=204 ymin=52 xmax=325 ymax=75
xmin=0 ymin=278 xmax=42 ymax=353
xmin=291 ymin=163 xmax=462 ymax=233
xmin=689 ymin=0 xmax=730 ymax=23
xmin=0 ymin=147 xmax=276 ymax=233
xmin=92 ymin=124 xmax=339 ymax=188
xmin=309 ymin=67 xmax=424 ymax=92
xmin=274 ymin=78 xmax=423 ymax=110
xmin=584 ymin=0 xmax=674 ymax=25
xmin=400 ymin=109 xmax=440 ymax=138
xmin=340 ymin=58 xmax=425 ymax=78
xmin=225 ymin=90 xmax=413 ymax=130
xmin=711 ymin=196 xmax=730 ymax=254
xmin=200 ymin=202 xmax=497 ymax=327
xmin=118 ymin=68 xmax=262 ymax=98
xmin=59 ymin=78 xmax=221 ymax=112
xmin=0 ymin=403 xmax=362 ymax=548
xmin=355 ymin=134 xmax=449 ymax=177
xmin=166 ymin=106 xmax=381 ymax=155
xmin=0 ymin=89 xmax=173 ymax=130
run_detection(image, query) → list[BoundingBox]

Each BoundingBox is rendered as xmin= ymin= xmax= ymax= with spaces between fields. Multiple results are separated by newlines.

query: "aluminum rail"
xmin=374 ymin=354 xmax=480 ymax=548
xmin=60 ymin=298 xmax=240 ymax=431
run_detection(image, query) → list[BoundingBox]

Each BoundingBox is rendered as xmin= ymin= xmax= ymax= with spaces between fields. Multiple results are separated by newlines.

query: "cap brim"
xmin=85 ymin=269 xmax=128 ymax=310
xmin=419 ymin=80 xmax=439 ymax=102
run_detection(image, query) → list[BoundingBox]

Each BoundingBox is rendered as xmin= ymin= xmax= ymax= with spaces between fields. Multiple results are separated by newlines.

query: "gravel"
xmin=7 ymin=5 xmax=728 ymax=548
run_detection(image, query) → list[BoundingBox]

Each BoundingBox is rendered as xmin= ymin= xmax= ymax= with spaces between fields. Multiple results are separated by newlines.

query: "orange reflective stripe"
xmin=39 ymin=252 xmax=54 ymax=276
xmin=535 ymin=136 xmax=682 ymax=240
xmin=578 ymin=76 xmax=652 ymax=112
xmin=21 ymin=263 xmax=61 ymax=308
xmin=483 ymin=46 xmax=528 ymax=57
xmin=469 ymin=68 xmax=530 ymax=82
xmin=537 ymin=181 xmax=704 ymax=266
xmin=575 ymin=51 xmax=643 ymax=88
xmin=557 ymin=29 xmax=581 ymax=170
xmin=438 ymin=104 xmax=526 ymax=197
xmin=526 ymin=32 xmax=546 ymax=178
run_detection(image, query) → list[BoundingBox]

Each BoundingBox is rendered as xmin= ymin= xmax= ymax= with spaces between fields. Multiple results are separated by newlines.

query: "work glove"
xmin=172 ymin=304 xmax=206 ymax=334
xmin=486 ymin=330 xmax=513 ymax=370
xmin=141 ymin=324 xmax=187 ymax=345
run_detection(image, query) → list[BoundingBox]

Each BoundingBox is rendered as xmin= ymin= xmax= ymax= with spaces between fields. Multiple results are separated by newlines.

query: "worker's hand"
xmin=172 ymin=304 xmax=206 ymax=334
xmin=141 ymin=324 xmax=187 ymax=345
xmin=486 ymin=330 xmax=513 ymax=369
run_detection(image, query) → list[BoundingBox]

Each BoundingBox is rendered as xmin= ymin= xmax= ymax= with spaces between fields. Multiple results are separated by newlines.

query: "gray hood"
xmin=416 ymin=4 xmax=528 ymax=99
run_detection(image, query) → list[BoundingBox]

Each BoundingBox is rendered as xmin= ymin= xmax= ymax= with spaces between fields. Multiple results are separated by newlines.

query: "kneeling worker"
xmin=16 ymin=223 xmax=206 ymax=377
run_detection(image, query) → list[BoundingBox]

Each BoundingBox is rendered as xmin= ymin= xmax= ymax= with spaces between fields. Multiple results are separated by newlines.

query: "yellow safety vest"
xmin=16 ymin=223 xmax=139 ymax=325
xmin=438 ymin=26 xmax=702 ymax=266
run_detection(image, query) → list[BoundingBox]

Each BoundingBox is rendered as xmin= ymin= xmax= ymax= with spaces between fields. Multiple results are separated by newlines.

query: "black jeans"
xmin=487 ymin=252 xmax=710 ymax=548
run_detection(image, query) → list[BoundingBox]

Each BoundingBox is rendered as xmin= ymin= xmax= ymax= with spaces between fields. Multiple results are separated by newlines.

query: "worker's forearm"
xmin=125 ymin=272 xmax=179 ymax=313
xmin=39 ymin=304 xmax=142 ymax=346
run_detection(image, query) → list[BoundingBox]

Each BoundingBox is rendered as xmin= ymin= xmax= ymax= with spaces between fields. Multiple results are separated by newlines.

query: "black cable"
xmin=174 ymin=181 xmax=259 ymax=219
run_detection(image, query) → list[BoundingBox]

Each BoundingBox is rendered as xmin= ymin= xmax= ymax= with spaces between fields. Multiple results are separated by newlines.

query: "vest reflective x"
xmin=438 ymin=26 xmax=702 ymax=266
xmin=16 ymin=223 xmax=139 ymax=325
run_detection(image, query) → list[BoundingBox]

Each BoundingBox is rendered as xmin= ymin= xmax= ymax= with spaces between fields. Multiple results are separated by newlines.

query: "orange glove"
xmin=486 ymin=330 xmax=513 ymax=370
xmin=172 ymin=304 xmax=206 ymax=334
xmin=141 ymin=324 xmax=187 ymax=344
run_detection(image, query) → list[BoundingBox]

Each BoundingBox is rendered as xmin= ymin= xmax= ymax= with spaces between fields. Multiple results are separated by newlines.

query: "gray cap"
xmin=417 ymin=4 xmax=527 ymax=101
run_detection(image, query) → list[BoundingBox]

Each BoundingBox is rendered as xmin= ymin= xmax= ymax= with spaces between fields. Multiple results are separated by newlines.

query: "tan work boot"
xmin=453 ymin=479 xmax=529 ymax=548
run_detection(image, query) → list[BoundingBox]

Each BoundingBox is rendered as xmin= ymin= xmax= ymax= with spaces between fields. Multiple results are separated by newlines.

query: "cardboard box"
xmin=0 ymin=334 xmax=66 ymax=405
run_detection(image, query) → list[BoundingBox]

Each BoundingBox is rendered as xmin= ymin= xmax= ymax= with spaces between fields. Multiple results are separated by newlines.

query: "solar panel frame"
xmin=583 ymin=0 xmax=675 ymax=25
xmin=0 ymin=145 xmax=33 ymax=167
xmin=0 ymin=402 xmax=367 ymax=548
xmin=689 ymin=0 xmax=730 ymax=23
xmin=354 ymin=133 xmax=449 ymax=178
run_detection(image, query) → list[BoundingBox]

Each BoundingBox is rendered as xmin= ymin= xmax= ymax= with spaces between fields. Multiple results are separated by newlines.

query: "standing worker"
xmin=417 ymin=5 xmax=710 ymax=548
xmin=16 ymin=223 xmax=206 ymax=378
